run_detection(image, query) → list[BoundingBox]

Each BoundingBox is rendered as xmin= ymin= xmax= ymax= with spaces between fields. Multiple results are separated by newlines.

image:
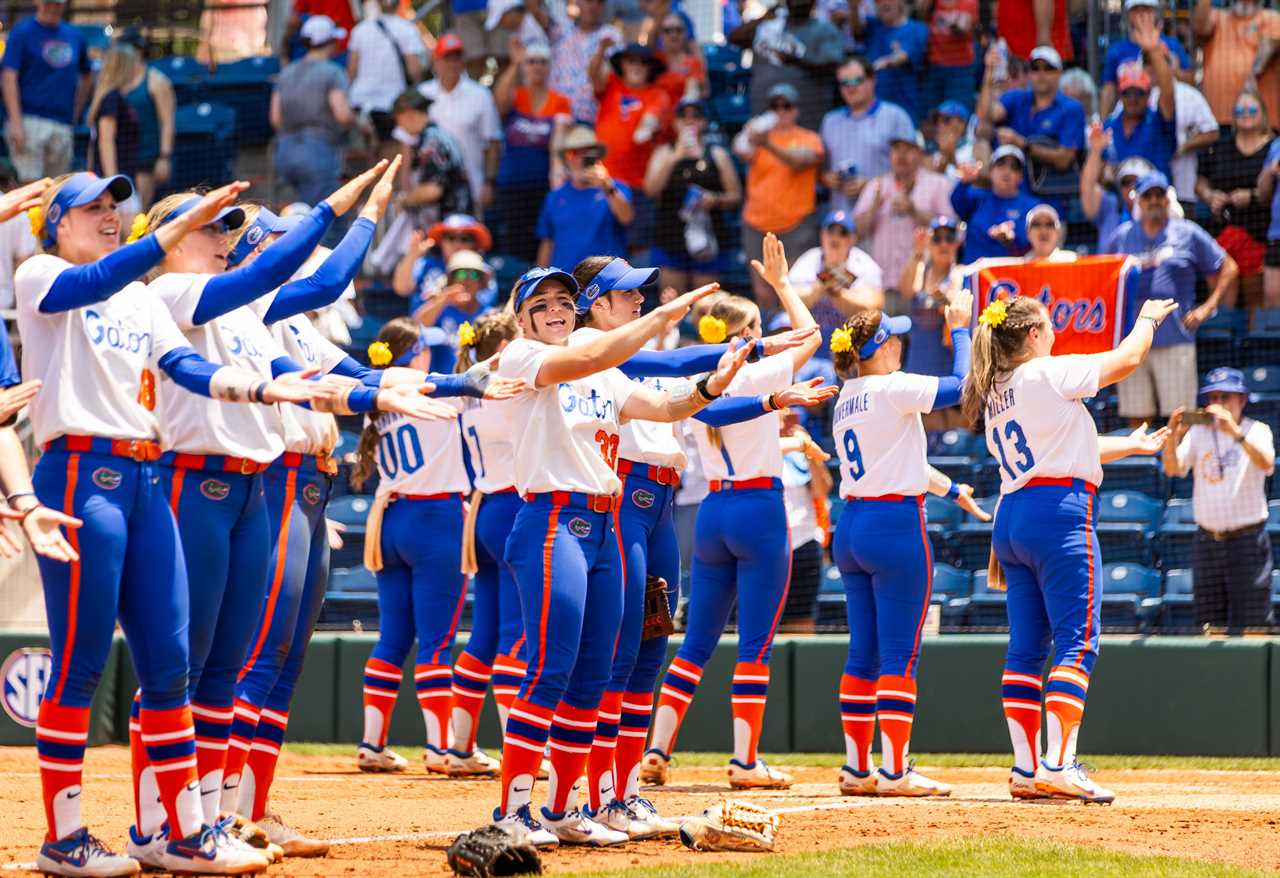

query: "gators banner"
xmin=967 ymin=254 xmax=1137 ymax=355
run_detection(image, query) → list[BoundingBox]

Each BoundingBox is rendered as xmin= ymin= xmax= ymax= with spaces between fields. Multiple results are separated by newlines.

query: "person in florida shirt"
xmin=537 ymin=125 xmax=635 ymax=270
xmin=950 ymin=145 xmax=1041 ymax=261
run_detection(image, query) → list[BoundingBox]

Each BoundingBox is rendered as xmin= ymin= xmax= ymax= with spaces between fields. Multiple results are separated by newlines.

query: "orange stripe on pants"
xmin=52 ymin=454 xmax=81 ymax=705
xmin=524 ymin=507 xmax=560 ymax=695
xmin=238 ymin=469 xmax=297 ymax=681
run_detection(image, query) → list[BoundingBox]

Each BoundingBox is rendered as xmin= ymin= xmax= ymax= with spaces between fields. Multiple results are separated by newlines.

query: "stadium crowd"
xmin=2 ymin=0 xmax=1280 ymax=635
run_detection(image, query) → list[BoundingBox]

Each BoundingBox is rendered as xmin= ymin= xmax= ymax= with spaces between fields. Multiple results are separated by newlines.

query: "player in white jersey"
xmin=961 ymin=294 xmax=1177 ymax=804
xmin=16 ymin=173 xmax=336 ymax=877
xmin=646 ymin=233 xmax=825 ymax=792
xmin=489 ymin=268 xmax=749 ymax=847
xmin=826 ymin=289 xmax=975 ymax=798
xmin=567 ymin=255 xmax=836 ymax=835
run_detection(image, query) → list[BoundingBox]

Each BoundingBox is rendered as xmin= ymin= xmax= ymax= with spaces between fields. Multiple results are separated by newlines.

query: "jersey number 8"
xmin=378 ymin=423 xmax=425 ymax=479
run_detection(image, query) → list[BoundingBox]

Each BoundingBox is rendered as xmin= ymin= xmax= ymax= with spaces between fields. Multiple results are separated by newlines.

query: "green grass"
xmin=281 ymin=743 xmax=1280 ymax=772
xmin=563 ymin=837 xmax=1269 ymax=878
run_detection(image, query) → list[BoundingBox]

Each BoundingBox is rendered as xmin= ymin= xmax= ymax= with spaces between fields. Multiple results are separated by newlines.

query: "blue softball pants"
xmin=992 ymin=481 xmax=1102 ymax=679
xmin=832 ymin=496 xmax=933 ymax=680
xmin=503 ymin=494 xmax=624 ymax=712
xmin=33 ymin=446 xmax=189 ymax=711
xmin=371 ymin=494 xmax=468 ymax=668
xmin=464 ymin=490 xmax=527 ymax=666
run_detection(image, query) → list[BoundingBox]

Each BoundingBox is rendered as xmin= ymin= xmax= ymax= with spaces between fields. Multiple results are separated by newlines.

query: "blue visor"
xmin=159 ymin=196 xmax=247 ymax=235
xmin=858 ymin=314 xmax=912 ymax=359
xmin=42 ymin=172 xmax=134 ymax=248
xmin=513 ymin=267 xmax=579 ymax=312
xmin=226 ymin=208 xmax=294 ymax=267
xmin=576 ymin=258 xmax=658 ymax=311
xmin=392 ymin=327 xmax=449 ymax=366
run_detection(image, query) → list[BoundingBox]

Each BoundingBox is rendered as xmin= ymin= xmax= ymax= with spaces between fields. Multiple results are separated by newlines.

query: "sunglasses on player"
xmin=839 ymin=75 xmax=867 ymax=88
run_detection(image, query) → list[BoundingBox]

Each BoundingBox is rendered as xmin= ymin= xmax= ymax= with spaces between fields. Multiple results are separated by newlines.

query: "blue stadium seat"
xmin=335 ymin=430 xmax=361 ymax=460
xmin=962 ymin=569 xmax=1007 ymax=628
xmin=1101 ymin=456 xmax=1163 ymax=497
xmin=820 ymin=564 xmax=843 ymax=594
xmin=488 ymin=253 xmax=532 ymax=296
xmin=928 ymin=429 xmax=979 ymax=458
xmin=1161 ymin=568 xmax=1195 ymax=630
xmin=205 ymin=56 xmax=279 ymax=146
xmin=924 ymin=495 xmax=959 ymax=560
xmin=931 ymin=563 xmax=970 ymax=600
xmin=327 ymin=494 xmax=370 ymax=571
xmin=709 ymin=92 xmax=750 ymax=133
xmin=1100 ymin=562 xmax=1162 ymax=631
xmin=170 ymin=102 xmax=237 ymax=192
xmin=1097 ymin=490 xmax=1160 ymax=564
xmin=942 ymin=496 xmax=997 ymax=571
xmin=703 ymin=43 xmax=749 ymax=94
xmin=1158 ymin=499 xmax=1196 ymax=569
xmin=816 ymin=566 xmax=846 ymax=628
xmin=1243 ymin=309 xmax=1280 ymax=366
xmin=1196 ymin=308 xmax=1245 ymax=372
xmin=1245 ymin=365 xmax=1280 ymax=397
xmin=329 ymin=566 xmax=376 ymax=593
xmin=152 ymin=57 xmax=211 ymax=104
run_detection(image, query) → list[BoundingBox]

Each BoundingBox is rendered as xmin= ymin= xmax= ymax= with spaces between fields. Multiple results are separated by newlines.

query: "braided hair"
xmin=960 ymin=297 xmax=1047 ymax=426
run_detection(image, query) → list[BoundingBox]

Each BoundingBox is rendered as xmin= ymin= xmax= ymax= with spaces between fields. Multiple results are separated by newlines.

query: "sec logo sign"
xmin=2 ymin=647 xmax=52 ymax=728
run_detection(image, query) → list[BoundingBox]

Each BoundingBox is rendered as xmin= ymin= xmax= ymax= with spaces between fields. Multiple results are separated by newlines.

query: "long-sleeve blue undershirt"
xmin=157 ymin=346 xmax=377 ymax=412
xmin=692 ymin=394 xmax=775 ymax=427
xmin=929 ymin=328 xmax=971 ymax=412
xmin=328 ymin=356 xmax=489 ymax=398
xmin=263 ymin=217 xmax=374 ymax=324
xmin=617 ymin=340 xmax=767 ymax=380
xmin=39 ymin=236 xmax=166 ymax=313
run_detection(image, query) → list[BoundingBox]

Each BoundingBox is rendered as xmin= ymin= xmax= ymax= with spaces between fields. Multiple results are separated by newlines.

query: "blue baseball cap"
xmin=1135 ymin=171 xmax=1170 ymax=197
xmin=576 ymin=258 xmax=658 ymax=311
xmin=1199 ymin=367 xmax=1247 ymax=399
xmin=158 ymin=195 xmax=247 ymax=233
xmin=513 ymin=266 xmax=579 ymax=312
xmin=823 ymin=209 xmax=855 ymax=233
xmin=929 ymin=215 xmax=959 ymax=232
xmin=41 ymin=172 xmax=134 ymax=248
xmin=859 ymin=314 xmax=912 ymax=359
xmin=933 ymin=100 xmax=969 ymax=121
xmin=226 ymin=208 xmax=294 ymax=267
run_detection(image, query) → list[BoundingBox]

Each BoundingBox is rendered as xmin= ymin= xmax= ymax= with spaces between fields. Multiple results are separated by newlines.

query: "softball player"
xmin=827 ymin=291 xmax=972 ymax=798
xmin=16 ymin=173 xmax=333 ymax=876
xmin=569 ymin=256 xmax=836 ymax=836
xmin=492 ymin=268 xmax=748 ymax=847
xmin=962 ymin=294 xmax=1177 ymax=803
xmin=644 ymin=233 xmax=823 ymax=791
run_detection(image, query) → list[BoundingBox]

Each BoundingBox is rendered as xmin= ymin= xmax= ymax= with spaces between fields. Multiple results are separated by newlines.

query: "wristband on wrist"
xmin=251 ymin=381 xmax=268 ymax=404
xmin=19 ymin=503 xmax=42 ymax=523
xmin=695 ymin=376 xmax=719 ymax=402
xmin=5 ymin=491 xmax=34 ymax=505
xmin=946 ymin=482 xmax=960 ymax=500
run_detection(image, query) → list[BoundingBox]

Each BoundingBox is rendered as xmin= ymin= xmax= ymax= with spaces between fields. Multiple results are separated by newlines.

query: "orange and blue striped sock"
xmin=449 ymin=653 xmax=492 ymax=754
xmin=240 ymin=707 xmax=287 ymax=822
xmin=491 ymin=656 xmax=527 ymax=735
xmin=615 ymin=690 xmax=654 ymax=800
xmin=586 ymin=691 xmax=623 ymax=812
xmin=1044 ymin=665 xmax=1089 ymax=769
xmin=875 ymin=675 xmax=917 ymax=776
xmin=650 ymin=656 xmax=703 ymax=756
xmin=37 ymin=700 xmax=89 ymax=843
xmin=414 ymin=663 xmax=452 ymax=751
xmin=499 ymin=698 xmax=552 ymax=815
xmin=139 ymin=703 xmax=203 ymax=839
xmin=545 ymin=703 xmax=598 ymax=815
xmin=191 ymin=700 xmax=233 ymax=825
xmin=219 ymin=698 xmax=258 ymax=815
xmin=838 ymin=674 xmax=876 ymax=773
xmin=730 ymin=662 xmax=770 ymax=766
xmin=361 ymin=657 xmax=402 ymax=749
xmin=1001 ymin=669 xmax=1044 ymax=774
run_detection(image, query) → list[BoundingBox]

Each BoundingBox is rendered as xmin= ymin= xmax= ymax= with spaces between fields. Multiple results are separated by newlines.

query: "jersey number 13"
xmin=991 ymin=420 xmax=1035 ymax=480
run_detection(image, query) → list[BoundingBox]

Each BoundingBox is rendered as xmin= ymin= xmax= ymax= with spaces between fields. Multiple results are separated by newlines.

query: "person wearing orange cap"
xmin=1103 ymin=13 xmax=1176 ymax=180
xmin=418 ymin=34 xmax=502 ymax=211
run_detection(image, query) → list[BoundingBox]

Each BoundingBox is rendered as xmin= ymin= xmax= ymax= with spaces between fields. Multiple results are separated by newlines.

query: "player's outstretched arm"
xmin=750 ymin=233 xmax=822 ymax=374
xmin=1096 ymin=298 xmax=1178 ymax=389
xmin=1100 ymin=421 xmax=1171 ymax=464
xmin=620 ymin=338 xmax=753 ymax=423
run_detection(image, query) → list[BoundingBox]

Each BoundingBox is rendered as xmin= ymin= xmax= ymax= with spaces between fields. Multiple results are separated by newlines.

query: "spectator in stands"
xmin=1260 ymin=134 xmax=1280 ymax=308
xmin=107 ymin=30 xmax=174 ymax=209
xmin=853 ymin=130 xmax=955 ymax=301
xmin=950 ymin=145 xmax=1039 ymax=262
xmin=413 ymin=249 xmax=495 ymax=371
xmin=922 ymin=0 xmax=978 ymax=114
xmin=591 ymin=42 xmax=670 ymax=259
xmin=1193 ymin=0 xmax=1280 ymax=130
xmin=491 ymin=39 xmax=572 ymax=263
xmin=452 ymin=0 xmax=504 ymax=80
xmin=347 ymin=0 xmax=427 ymax=158
xmin=654 ymin=12 xmax=707 ymax=104
xmin=995 ymin=0 xmax=1072 ymax=66
xmin=1159 ymin=77 xmax=1221 ymax=212
xmin=1197 ymin=87 xmax=1276 ymax=309
xmin=646 ymin=96 xmax=742 ymax=291
xmin=1100 ymin=0 xmax=1194 ymax=118
xmin=0 ymin=0 xmax=90 ymax=181
xmin=484 ymin=0 xmax=551 ymax=64
xmin=271 ymin=15 xmax=355 ymax=237
xmin=390 ymin=89 xmax=473 ymax=231
xmin=88 ymin=46 xmax=143 ymax=186
xmin=851 ymin=0 xmax=929 ymax=124
xmin=279 ymin=0 xmax=354 ymax=63
xmin=820 ymin=54 xmax=915 ymax=215
xmin=926 ymin=100 xmax=975 ymax=181
xmin=787 ymin=209 xmax=883 ymax=358
xmin=1024 ymin=203 xmax=1074 ymax=262
xmin=1104 ymin=15 xmax=1177 ymax=181
xmin=638 ymin=0 xmax=694 ymax=48
xmin=731 ymin=0 xmax=843 ymax=132
xmin=419 ymin=34 xmax=502 ymax=213
xmin=1081 ymin=121 xmax=1154 ymax=251
xmin=1163 ymin=369 xmax=1276 ymax=633
xmin=393 ymin=214 xmax=495 ymax=309
xmin=735 ymin=82 xmax=825 ymax=306
xmin=1103 ymin=172 xmax=1239 ymax=425
xmin=548 ymin=0 xmax=623 ymax=123
xmin=537 ymin=124 xmax=634 ymax=270
xmin=1058 ymin=67 xmax=1097 ymax=118
xmin=899 ymin=217 xmax=967 ymax=428
xmin=0 ymin=161 xmax=36 ymax=310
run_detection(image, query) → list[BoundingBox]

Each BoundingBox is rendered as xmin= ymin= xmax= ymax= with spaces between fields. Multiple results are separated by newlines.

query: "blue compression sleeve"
xmin=619 ymin=344 xmax=728 ymax=379
xmin=157 ymin=346 xmax=220 ymax=397
xmin=191 ymin=202 xmax=336 ymax=325
xmin=39 ymin=236 xmax=165 ymax=313
xmin=693 ymin=395 xmax=770 ymax=427
xmin=327 ymin=358 xmax=486 ymax=397
xmin=930 ymin=327 xmax=972 ymax=411
xmin=270 ymin=354 xmax=381 ymax=411
xmin=331 ymin=356 xmax=380 ymax=386
xmin=263 ymin=217 xmax=374 ymax=324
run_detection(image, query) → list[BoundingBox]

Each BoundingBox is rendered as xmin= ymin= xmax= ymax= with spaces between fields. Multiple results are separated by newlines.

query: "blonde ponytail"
xmin=702 ymin=294 xmax=761 ymax=450
xmin=960 ymin=297 xmax=1046 ymax=426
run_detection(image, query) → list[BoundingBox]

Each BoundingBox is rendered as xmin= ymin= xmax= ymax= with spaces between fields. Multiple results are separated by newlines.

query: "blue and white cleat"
xmin=125 ymin=825 xmax=169 ymax=871
xmin=539 ymin=806 xmax=628 ymax=846
xmin=161 ymin=823 xmax=267 ymax=874
xmin=36 ymin=827 xmax=140 ymax=877
xmin=492 ymin=804 xmax=559 ymax=848
xmin=1035 ymin=761 xmax=1115 ymax=804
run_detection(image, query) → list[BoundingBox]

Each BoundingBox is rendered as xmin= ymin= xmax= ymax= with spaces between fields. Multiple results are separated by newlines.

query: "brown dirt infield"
xmin=2 ymin=747 xmax=1279 ymax=875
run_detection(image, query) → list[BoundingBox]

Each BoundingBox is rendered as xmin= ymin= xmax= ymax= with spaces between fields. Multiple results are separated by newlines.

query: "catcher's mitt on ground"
xmin=446 ymin=824 xmax=542 ymax=877
xmin=679 ymin=799 xmax=780 ymax=852
xmin=641 ymin=574 xmax=675 ymax=641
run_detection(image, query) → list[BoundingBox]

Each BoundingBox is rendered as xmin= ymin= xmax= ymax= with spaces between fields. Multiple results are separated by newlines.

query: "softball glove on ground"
xmin=679 ymin=799 xmax=779 ymax=852
xmin=446 ymin=824 xmax=541 ymax=877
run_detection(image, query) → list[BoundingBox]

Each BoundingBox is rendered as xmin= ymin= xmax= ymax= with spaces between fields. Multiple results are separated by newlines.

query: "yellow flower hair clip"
xmin=978 ymin=299 xmax=1008 ymax=329
xmin=457 ymin=321 xmax=476 ymax=348
xmin=698 ymin=314 xmax=727 ymax=344
xmin=829 ymin=326 xmax=853 ymax=353
xmin=367 ymin=341 xmax=392 ymax=367
xmin=126 ymin=213 xmax=150 ymax=244
xmin=27 ymin=206 xmax=43 ymax=241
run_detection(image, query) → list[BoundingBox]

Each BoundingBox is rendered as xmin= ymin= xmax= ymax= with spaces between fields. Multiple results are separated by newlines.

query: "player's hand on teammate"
xmin=750 ymin=232 xmax=791 ymax=290
xmin=0 ymin=178 xmax=51 ymax=223
xmin=0 ymin=379 xmax=41 ymax=423
xmin=264 ymin=369 xmax=334 ymax=405
xmin=324 ymin=159 xmax=391 ymax=216
xmin=359 ymin=155 xmax=403 ymax=222
xmin=954 ymin=483 xmax=991 ymax=521
xmin=481 ymin=375 xmax=530 ymax=400
xmin=375 ymin=382 xmax=461 ymax=421
xmin=775 ymin=377 xmax=839 ymax=409
xmin=154 ymin=182 xmax=251 ymax=253
xmin=760 ymin=326 xmax=820 ymax=356
xmin=944 ymin=289 xmax=974 ymax=330
xmin=654 ymin=282 xmax=721 ymax=328
xmin=705 ymin=338 xmax=754 ymax=396
xmin=1126 ymin=421 xmax=1173 ymax=455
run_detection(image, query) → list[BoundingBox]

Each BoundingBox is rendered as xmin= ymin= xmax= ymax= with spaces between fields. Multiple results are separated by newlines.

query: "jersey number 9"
xmin=840 ymin=428 xmax=865 ymax=481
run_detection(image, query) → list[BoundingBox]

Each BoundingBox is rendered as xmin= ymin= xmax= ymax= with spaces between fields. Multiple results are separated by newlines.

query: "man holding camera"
xmin=1163 ymin=368 xmax=1276 ymax=633
xmin=786 ymin=209 xmax=884 ymax=358
xmin=536 ymin=124 xmax=635 ymax=270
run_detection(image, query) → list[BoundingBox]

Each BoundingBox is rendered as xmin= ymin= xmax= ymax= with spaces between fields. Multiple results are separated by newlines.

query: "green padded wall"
xmin=0 ymin=632 xmax=119 ymax=745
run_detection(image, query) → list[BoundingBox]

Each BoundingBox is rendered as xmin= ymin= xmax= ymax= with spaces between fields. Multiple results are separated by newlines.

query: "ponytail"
xmin=455 ymin=310 xmax=519 ymax=372
xmin=830 ymin=309 xmax=884 ymax=381
xmin=351 ymin=317 xmax=421 ymax=490
xmin=700 ymin=294 xmax=761 ymax=450
xmin=960 ymin=297 xmax=1046 ymax=426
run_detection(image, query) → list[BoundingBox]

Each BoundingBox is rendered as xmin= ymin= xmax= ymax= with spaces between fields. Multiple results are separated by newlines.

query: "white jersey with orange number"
xmin=497 ymin=337 xmax=636 ymax=495
xmin=985 ymin=354 xmax=1103 ymax=494
xmin=688 ymin=354 xmax=792 ymax=483
xmin=831 ymin=371 xmax=939 ymax=499
xmin=15 ymin=254 xmax=191 ymax=447
xmin=373 ymin=403 xmax=470 ymax=497
xmin=460 ymin=398 xmax=518 ymax=493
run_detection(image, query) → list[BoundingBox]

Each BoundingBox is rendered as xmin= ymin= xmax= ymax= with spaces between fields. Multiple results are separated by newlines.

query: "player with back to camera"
xmin=568 ymin=255 xmax=837 ymax=837
xmin=643 ymin=233 xmax=825 ymax=791
xmin=490 ymin=268 xmax=752 ymax=847
xmin=961 ymin=293 xmax=1178 ymax=804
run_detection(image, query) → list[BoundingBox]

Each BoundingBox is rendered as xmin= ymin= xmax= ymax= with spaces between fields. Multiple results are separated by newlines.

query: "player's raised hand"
xmin=774 ymin=377 xmax=839 ymax=408
xmin=750 ymin=232 xmax=791 ymax=290
xmin=945 ymin=289 xmax=974 ymax=330
xmin=359 ymin=155 xmax=403 ymax=222
xmin=1126 ymin=421 xmax=1172 ymax=455
xmin=482 ymin=375 xmax=530 ymax=400
xmin=654 ymin=282 xmax=720 ymax=326
xmin=955 ymin=483 xmax=991 ymax=521
xmin=705 ymin=337 xmax=753 ymax=396
xmin=1136 ymin=297 xmax=1178 ymax=327
xmin=324 ymin=159 xmax=391 ymax=216
xmin=760 ymin=326 xmax=819 ymax=356
xmin=155 ymin=181 xmax=251 ymax=251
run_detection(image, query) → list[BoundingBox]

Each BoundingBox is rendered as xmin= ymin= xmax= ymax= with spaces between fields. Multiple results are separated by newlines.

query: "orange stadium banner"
xmin=967 ymin=254 xmax=1137 ymax=356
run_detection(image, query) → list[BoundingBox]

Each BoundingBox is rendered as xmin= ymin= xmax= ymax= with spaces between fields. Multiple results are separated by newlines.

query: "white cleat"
xmin=624 ymin=796 xmax=680 ymax=838
xmin=587 ymin=800 xmax=647 ymax=839
xmin=875 ymin=767 xmax=952 ymax=797
xmin=838 ymin=766 xmax=878 ymax=796
xmin=161 ymin=823 xmax=267 ymax=874
xmin=256 ymin=812 xmax=330 ymax=857
xmin=357 ymin=743 xmax=408 ymax=773
xmin=539 ymin=806 xmax=629 ymax=846
xmin=446 ymin=748 xmax=500 ymax=777
xmin=1035 ymin=761 xmax=1115 ymax=804
xmin=424 ymin=745 xmax=450 ymax=775
xmin=639 ymin=749 xmax=670 ymax=786
xmin=492 ymin=804 xmax=559 ymax=848
xmin=37 ymin=827 xmax=141 ymax=877
xmin=125 ymin=826 xmax=169 ymax=871
xmin=727 ymin=758 xmax=793 ymax=790
xmin=1009 ymin=767 xmax=1051 ymax=800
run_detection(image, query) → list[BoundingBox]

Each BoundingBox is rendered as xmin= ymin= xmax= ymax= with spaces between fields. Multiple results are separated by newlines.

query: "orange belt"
xmin=45 ymin=435 xmax=161 ymax=462
xmin=708 ymin=477 xmax=781 ymax=492
xmin=163 ymin=451 xmax=270 ymax=475
xmin=1023 ymin=477 xmax=1097 ymax=494
xmin=617 ymin=458 xmax=681 ymax=487
xmin=488 ymin=486 xmax=518 ymax=494
xmin=278 ymin=451 xmax=338 ymax=475
xmin=391 ymin=491 xmax=465 ymax=501
xmin=523 ymin=490 xmax=618 ymax=513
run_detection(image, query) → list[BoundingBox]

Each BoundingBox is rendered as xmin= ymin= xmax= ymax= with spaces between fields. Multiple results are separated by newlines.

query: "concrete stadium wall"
xmin=1 ymin=633 xmax=1275 ymax=756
